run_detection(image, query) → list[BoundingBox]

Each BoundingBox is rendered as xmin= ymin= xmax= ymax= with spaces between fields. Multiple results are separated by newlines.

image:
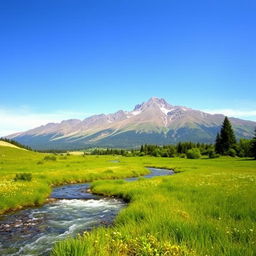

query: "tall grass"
xmin=0 ymin=146 xmax=255 ymax=255
xmin=53 ymin=157 xmax=256 ymax=256
xmin=0 ymin=146 xmax=147 ymax=213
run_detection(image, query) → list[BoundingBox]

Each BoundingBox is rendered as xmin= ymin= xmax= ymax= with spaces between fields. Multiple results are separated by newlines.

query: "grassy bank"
xmin=1 ymin=145 xmax=255 ymax=255
xmin=0 ymin=146 xmax=147 ymax=214
xmin=52 ymin=157 xmax=256 ymax=256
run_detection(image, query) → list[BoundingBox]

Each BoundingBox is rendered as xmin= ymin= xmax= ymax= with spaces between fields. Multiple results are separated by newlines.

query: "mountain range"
xmin=7 ymin=97 xmax=256 ymax=150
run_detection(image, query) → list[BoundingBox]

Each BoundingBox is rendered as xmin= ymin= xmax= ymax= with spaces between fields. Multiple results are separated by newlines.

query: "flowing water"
xmin=0 ymin=167 xmax=174 ymax=255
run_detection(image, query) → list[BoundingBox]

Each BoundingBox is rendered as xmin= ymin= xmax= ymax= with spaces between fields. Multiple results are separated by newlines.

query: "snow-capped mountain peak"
xmin=6 ymin=97 xmax=256 ymax=150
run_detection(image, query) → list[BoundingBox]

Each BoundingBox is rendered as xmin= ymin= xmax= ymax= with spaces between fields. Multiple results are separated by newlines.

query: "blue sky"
xmin=0 ymin=0 xmax=256 ymax=135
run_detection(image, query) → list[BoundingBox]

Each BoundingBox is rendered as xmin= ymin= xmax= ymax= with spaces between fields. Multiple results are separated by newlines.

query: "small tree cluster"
xmin=91 ymin=148 xmax=127 ymax=156
xmin=140 ymin=144 xmax=177 ymax=157
xmin=214 ymin=117 xmax=255 ymax=158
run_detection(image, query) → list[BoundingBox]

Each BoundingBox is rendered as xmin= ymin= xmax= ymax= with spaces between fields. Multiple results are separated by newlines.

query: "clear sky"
xmin=0 ymin=0 xmax=256 ymax=136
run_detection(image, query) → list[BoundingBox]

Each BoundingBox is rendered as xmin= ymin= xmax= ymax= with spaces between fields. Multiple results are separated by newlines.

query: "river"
xmin=0 ymin=167 xmax=174 ymax=255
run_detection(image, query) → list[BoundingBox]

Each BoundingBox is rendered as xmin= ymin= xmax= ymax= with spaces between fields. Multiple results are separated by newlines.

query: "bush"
xmin=186 ymin=148 xmax=201 ymax=159
xmin=227 ymin=148 xmax=236 ymax=157
xmin=44 ymin=155 xmax=57 ymax=161
xmin=208 ymin=149 xmax=220 ymax=159
xmin=179 ymin=153 xmax=187 ymax=158
xmin=14 ymin=173 xmax=32 ymax=181
xmin=237 ymin=149 xmax=245 ymax=157
xmin=209 ymin=152 xmax=220 ymax=159
xmin=167 ymin=147 xmax=176 ymax=157
xmin=160 ymin=150 xmax=169 ymax=157
xmin=152 ymin=149 xmax=161 ymax=157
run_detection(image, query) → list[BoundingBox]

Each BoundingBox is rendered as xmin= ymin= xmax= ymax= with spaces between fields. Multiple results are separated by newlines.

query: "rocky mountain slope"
xmin=7 ymin=97 xmax=256 ymax=150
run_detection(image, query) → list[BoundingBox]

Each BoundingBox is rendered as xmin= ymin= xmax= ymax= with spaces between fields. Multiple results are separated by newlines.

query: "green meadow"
xmin=0 ymin=146 xmax=147 ymax=214
xmin=0 ymin=144 xmax=255 ymax=255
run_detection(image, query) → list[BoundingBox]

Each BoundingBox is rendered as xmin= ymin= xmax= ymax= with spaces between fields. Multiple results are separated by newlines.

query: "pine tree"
xmin=215 ymin=132 xmax=221 ymax=154
xmin=251 ymin=128 xmax=256 ymax=159
xmin=218 ymin=117 xmax=237 ymax=154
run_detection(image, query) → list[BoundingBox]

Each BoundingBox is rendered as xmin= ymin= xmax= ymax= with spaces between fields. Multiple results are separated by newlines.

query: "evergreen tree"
xmin=218 ymin=117 xmax=236 ymax=154
xmin=215 ymin=132 xmax=221 ymax=154
xmin=177 ymin=142 xmax=182 ymax=153
xmin=251 ymin=128 xmax=256 ymax=159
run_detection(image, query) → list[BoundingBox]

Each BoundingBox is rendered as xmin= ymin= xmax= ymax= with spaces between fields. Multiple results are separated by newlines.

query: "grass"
xmin=52 ymin=157 xmax=256 ymax=256
xmin=0 ymin=146 xmax=147 ymax=213
xmin=0 ymin=145 xmax=255 ymax=255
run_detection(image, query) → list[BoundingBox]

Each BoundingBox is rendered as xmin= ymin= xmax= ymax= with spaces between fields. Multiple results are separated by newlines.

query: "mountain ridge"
xmin=7 ymin=97 xmax=256 ymax=150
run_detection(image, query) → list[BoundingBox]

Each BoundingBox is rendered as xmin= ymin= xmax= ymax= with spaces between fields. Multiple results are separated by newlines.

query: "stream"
xmin=0 ymin=167 xmax=174 ymax=256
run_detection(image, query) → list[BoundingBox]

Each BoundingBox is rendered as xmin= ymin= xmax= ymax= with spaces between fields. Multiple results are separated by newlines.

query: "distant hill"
xmin=6 ymin=97 xmax=256 ymax=150
xmin=0 ymin=140 xmax=26 ymax=150
xmin=0 ymin=138 xmax=31 ymax=151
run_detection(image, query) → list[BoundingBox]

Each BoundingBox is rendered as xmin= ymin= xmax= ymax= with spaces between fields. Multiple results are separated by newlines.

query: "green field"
xmin=0 ymin=144 xmax=255 ymax=256
xmin=0 ymin=145 xmax=147 ymax=214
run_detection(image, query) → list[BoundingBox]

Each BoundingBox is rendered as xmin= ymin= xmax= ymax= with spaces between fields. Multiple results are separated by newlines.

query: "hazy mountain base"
xmin=13 ymin=125 xmax=247 ymax=150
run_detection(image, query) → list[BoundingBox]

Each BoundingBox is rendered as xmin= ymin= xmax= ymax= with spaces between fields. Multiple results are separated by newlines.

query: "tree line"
xmin=91 ymin=143 xmax=214 ymax=158
xmin=91 ymin=117 xmax=256 ymax=159
xmin=215 ymin=117 xmax=256 ymax=158
xmin=91 ymin=143 xmax=213 ymax=158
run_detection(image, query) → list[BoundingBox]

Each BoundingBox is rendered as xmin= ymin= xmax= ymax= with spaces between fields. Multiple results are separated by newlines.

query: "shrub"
xmin=208 ymin=149 xmax=220 ymax=159
xmin=237 ymin=149 xmax=245 ymax=157
xmin=152 ymin=149 xmax=161 ymax=157
xmin=186 ymin=148 xmax=201 ymax=159
xmin=227 ymin=148 xmax=236 ymax=157
xmin=179 ymin=153 xmax=186 ymax=158
xmin=160 ymin=150 xmax=169 ymax=157
xmin=44 ymin=155 xmax=57 ymax=161
xmin=167 ymin=147 xmax=176 ymax=157
xmin=14 ymin=173 xmax=32 ymax=181
xmin=209 ymin=152 xmax=220 ymax=158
